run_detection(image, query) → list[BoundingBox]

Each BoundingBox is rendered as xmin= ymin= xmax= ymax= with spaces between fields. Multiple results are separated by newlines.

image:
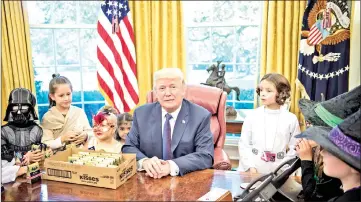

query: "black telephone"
xmin=233 ymin=157 xmax=301 ymax=201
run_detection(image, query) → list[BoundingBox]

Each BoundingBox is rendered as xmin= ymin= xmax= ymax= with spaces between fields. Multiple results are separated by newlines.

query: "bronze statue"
xmin=202 ymin=61 xmax=240 ymax=101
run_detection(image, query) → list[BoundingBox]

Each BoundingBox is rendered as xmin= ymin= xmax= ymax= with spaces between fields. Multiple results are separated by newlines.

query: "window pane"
xmin=213 ymin=1 xmax=235 ymax=23
xmin=38 ymin=106 xmax=49 ymax=122
xmin=186 ymin=66 xmax=211 ymax=85
xmin=79 ymin=1 xmax=100 ymax=24
xmin=184 ymin=2 xmax=262 ymax=112
xmin=224 ymin=64 xmax=234 ymax=72
xmin=239 ymin=89 xmax=255 ymax=101
xmin=226 ymin=133 xmax=241 ymax=138
xmin=190 ymin=64 xmax=209 ymax=71
xmin=234 ymin=2 xmax=262 ymax=24
xmin=30 ymin=29 xmax=55 ymax=66
xmin=234 ymin=102 xmax=253 ymax=109
xmin=55 ymin=29 xmax=80 ymax=65
xmin=211 ymin=27 xmax=235 ymax=63
xmin=51 ymin=1 xmax=77 ymax=24
xmin=56 ymin=67 xmax=82 ymax=102
xmin=34 ymin=67 xmax=55 ymax=104
xmin=235 ymin=26 xmax=259 ymax=64
xmin=80 ymin=29 xmax=97 ymax=66
xmin=83 ymin=66 xmax=105 ymax=101
xmin=235 ymin=64 xmax=257 ymax=79
xmin=226 ymin=76 xmax=256 ymax=101
xmin=84 ymin=103 xmax=105 ymax=125
xmin=187 ymin=28 xmax=211 ymax=63
xmin=183 ymin=2 xmax=212 ymax=24
xmin=27 ymin=1 xmax=54 ymax=24
xmin=187 ymin=64 xmax=234 ymax=85
xmin=228 ymin=101 xmax=254 ymax=110
xmin=73 ymin=104 xmax=83 ymax=109
xmin=226 ymin=101 xmax=234 ymax=107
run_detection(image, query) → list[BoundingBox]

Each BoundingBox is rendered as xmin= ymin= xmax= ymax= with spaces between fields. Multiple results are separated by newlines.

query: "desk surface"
xmin=1 ymin=169 xmax=301 ymax=201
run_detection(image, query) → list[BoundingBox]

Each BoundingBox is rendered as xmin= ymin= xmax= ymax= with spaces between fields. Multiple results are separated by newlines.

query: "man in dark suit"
xmin=122 ymin=67 xmax=214 ymax=178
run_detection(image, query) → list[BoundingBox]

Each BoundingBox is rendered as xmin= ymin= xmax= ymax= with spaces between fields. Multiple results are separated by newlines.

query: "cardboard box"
xmin=198 ymin=188 xmax=233 ymax=201
xmin=42 ymin=148 xmax=136 ymax=189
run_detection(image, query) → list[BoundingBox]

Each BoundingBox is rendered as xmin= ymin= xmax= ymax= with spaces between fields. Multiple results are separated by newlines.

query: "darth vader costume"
xmin=1 ymin=88 xmax=43 ymax=164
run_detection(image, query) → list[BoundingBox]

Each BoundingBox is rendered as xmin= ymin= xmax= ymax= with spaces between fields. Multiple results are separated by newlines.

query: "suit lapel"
xmin=151 ymin=103 xmax=163 ymax=158
xmin=171 ymin=100 xmax=189 ymax=153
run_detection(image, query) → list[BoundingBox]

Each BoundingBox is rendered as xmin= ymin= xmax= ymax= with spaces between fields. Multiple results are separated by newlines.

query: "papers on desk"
xmin=198 ymin=187 xmax=231 ymax=201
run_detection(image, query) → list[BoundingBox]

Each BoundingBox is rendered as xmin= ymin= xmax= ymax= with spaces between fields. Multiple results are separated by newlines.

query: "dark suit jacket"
xmin=122 ymin=99 xmax=214 ymax=176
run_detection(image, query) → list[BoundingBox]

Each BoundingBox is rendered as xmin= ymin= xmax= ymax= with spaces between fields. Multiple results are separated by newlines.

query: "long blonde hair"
xmin=313 ymin=145 xmax=324 ymax=179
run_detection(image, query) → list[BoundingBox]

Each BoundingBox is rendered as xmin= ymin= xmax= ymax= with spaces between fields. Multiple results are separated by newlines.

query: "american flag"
xmin=308 ymin=23 xmax=323 ymax=45
xmin=298 ymin=0 xmax=349 ymax=101
xmin=97 ymin=0 xmax=139 ymax=113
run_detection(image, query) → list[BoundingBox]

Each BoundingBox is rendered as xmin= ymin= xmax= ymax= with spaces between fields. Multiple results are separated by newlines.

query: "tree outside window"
xmin=28 ymin=1 xmax=104 ymax=124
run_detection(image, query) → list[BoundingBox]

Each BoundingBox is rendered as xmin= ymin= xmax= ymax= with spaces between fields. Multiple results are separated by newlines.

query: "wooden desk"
xmin=226 ymin=109 xmax=246 ymax=134
xmin=1 ymin=169 xmax=300 ymax=201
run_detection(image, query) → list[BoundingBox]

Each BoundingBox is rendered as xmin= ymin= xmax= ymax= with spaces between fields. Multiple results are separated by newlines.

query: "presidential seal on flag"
xmin=303 ymin=0 xmax=351 ymax=49
xmin=297 ymin=0 xmax=351 ymax=101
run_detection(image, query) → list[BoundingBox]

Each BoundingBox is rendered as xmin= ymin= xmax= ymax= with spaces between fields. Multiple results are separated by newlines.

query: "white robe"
xmin=237 ymin=106 xmax=301 ymax=174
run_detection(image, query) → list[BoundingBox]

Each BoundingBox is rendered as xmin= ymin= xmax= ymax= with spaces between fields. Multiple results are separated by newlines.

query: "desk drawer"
xmin=226 ymin=122 xmax=243 ymax=133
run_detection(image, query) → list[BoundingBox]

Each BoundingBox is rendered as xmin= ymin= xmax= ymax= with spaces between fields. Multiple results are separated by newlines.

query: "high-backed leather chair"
xmin=146 ymin=84 xmax=232 ymax=170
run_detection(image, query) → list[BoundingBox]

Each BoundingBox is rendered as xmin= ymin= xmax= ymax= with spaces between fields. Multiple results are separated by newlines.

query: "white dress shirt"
xmin=137 ymin=104 xmax=182 ymax=176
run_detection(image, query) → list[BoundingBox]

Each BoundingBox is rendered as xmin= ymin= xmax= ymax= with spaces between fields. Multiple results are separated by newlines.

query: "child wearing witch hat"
xmin=296 ymin=107 xmax=360 ymax=201
xmin=295 ymin=85 xmax=360 ymax=201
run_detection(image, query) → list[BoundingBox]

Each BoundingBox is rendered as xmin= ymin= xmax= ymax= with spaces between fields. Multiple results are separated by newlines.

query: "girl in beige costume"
xmin=41 ymin=74 xmax=92 ymax=150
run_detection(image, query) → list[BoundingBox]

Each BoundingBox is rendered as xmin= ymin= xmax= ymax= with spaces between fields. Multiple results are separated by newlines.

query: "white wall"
xmin=349 ymin=1 xmax=360 ymax=89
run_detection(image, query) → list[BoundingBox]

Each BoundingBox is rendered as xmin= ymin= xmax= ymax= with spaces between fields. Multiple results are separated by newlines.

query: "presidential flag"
xmin=97 ymin=0 xmax=139 ymax=113
xmin=296 ymin=0 xmax=351 ymax=101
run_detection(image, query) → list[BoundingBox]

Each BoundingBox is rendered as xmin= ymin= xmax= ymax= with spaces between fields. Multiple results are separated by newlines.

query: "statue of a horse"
xmin=202 ymin=63 xmax=240 ymax=101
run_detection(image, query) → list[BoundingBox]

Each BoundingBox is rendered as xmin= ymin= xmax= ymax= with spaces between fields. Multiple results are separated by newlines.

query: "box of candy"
xmin=42 ymin=148 xmax=136 ymax=189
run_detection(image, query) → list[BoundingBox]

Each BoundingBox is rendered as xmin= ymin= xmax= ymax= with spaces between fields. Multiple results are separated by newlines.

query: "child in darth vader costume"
xmin=1 ymin=88 xmax=48 ymax=183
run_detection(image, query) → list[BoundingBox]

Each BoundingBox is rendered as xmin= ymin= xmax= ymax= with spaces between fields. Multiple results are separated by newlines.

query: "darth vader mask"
xmin=4 ymin=88 xmax=38 ymax=124
xmin=10 ymin=104 xmax=32 ymax=124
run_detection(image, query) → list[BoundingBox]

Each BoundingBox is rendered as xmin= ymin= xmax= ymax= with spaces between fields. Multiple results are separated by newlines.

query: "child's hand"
xmin=296 ymin=139 xmax=313 ymax=161
xmin=249 ymin=167 xmax=258 ymax=174
xmin=45 ymin=148 xmax=53 ymax=158
xmin=73 ymin=131 xmax=88 ymax=146
xmin=22 ymin=150 xmax=43 ymax=165
xmin=61 ymin=131 xmax=78 ymax=144
xmin=16 ymin=166 xmax=27 ymax=177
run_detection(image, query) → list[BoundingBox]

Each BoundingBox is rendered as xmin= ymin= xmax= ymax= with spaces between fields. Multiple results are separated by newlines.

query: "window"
xmin=27 ymin=1 xmax=104 ymax=124
xmin=28 ymin=1 xmax=262 ymax=126
xmin=184 ymin=1 xmax=263 ymax=110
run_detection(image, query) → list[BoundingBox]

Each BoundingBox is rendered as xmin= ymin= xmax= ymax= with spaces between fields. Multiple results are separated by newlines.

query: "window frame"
xmin=183 ymin=1 xmax=264 ymax=144
xmin=28 ymin=1 xmax=105 ymax=122
xmin=184 ymin=1 xmax=263 ymax=109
